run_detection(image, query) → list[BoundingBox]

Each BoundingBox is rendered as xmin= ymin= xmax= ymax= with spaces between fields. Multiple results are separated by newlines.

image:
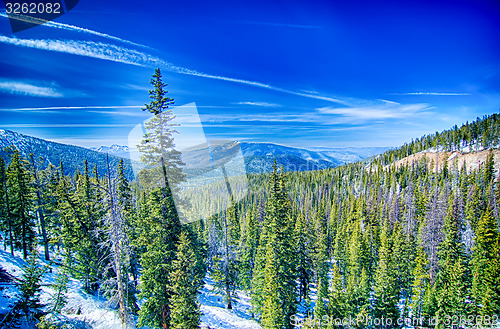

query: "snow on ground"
xmin=0 ymin=248 xmax=123 ymax=329
xmin=199 ymin=278 xmax=260 ymax=329
xmin=1 ymin=248 xmax=261 ymax=328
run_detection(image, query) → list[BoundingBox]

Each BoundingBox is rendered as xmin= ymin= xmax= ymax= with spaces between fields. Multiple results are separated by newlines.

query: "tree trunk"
xmin=29 ymin=155 xmax=50 ymax=260
xmin=1 ymin=169 xmax=14 ymax=256
xmin=106 ymin=154 xmax=127 ymax=328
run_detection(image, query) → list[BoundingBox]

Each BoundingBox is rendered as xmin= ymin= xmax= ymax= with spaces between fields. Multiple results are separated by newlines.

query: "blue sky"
xmin=0 ymin=0 xmax=499 ymax=149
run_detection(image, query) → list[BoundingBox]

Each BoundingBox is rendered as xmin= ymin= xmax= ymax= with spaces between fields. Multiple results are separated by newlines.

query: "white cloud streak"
xmin=241 ymin=21 xmax=322 ymax=29
xmin=392 ymin=92 xmax=471 ymax=96
xmin=0 ymin=123 xmax=135 ymax=128
xmin=317 ymin=102 xmax=431 ymax=120
xmin=0 ymin=105 xmax=143 ymax=112
xmin=0 ymin=34 xmax=351 ymax=105
xmin=0 ymin=12 xmax=148 ymax=48
xmin=234 ymin=101 xmax=282 ymax=107
xmin=0 ymin=80 xmax=63 ymax=97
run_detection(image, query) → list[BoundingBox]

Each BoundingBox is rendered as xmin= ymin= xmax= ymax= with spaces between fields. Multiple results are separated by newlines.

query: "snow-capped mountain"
xmin=0 ymin=129 xmax=135 ymax=180
xmin=238 ymin=142 xmax=343 ymax=173
xmin=306 ymin=146 xmax=390 ymax=163
xmin=0 ymin=128 xmax=387 ymax=178
xmin=89 ymin=141 xmax=387 ymax=174
xmin=89 ymin=144 xmax=130 ymax=159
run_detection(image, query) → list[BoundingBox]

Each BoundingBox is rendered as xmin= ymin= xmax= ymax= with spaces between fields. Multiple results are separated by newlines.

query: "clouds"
xmin=0 ymin=80 xmax=63 ymax=97
xmin=0 ymin=12 xmax=148 ymax=48
xmin=392 ymin=92 xmax=471 ymax=96
xmin=317 ymin=102 xmax=431 ymax=121
xmin=234 ymin=101 xmax=282 ymax=107
xmin=239 ymin=21 xmax=322 ymax=29
xmin=0 ymin=35 xmax=161 ymax=67
xmin=0 ymin=32 xmax=351 ymax=105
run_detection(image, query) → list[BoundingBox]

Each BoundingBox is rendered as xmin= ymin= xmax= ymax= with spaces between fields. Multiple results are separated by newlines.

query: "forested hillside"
xmin=0 ymin=70 xmax=499 ymax=329
xmin=0 ymin=129 xmax=135 ymax=180
xmin=380 ymin=113 xmax=500 ymax=164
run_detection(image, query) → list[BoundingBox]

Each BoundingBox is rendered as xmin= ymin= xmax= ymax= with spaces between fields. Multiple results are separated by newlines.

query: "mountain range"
xmin=93 ymin=140 xmax=387 ymax=174
xmin=0 ymin=129 xmax=387 ymax=178
xmin=0 ymin=129 xmax=135 ymax=180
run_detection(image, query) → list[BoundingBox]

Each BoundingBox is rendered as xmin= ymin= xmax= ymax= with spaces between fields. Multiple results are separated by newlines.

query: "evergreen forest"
xmin=0 ymin=69 xmax=499 ymax=329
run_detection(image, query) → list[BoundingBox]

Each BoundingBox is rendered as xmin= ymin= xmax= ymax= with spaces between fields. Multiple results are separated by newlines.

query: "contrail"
xmin=0 ymin=12 xmax=148 ymax=48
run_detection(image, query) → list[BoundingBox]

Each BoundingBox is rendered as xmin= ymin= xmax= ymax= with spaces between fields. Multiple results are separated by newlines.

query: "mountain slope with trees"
xmin=0 ymin=69 xmax=499 ymax=329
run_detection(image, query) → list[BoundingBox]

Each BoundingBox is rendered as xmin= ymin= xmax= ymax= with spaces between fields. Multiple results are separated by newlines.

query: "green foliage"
xmin=238 ymin=206 xmax=259 ymax=292
xmin=434 ymin=193 xmax=470 ymax=325
xmin=136 ymin=185 xmax=182 ymax=329
xmin=210 ymin=201 xmax=240 ymax=309
xmin=17 ymin=248 xmax=47 ymax=322
xmin=137 ymin=68 xmax=184 ymax=188
xmin=48 ymin=269 xmax=69 ymax=314
xmin=372 ymin=220 xmax=399 ymax=324
xmin=2 ymin=102 xmax=500 ymax=329
xmin=261 ymin=241 xmax=281 ymax=329
xmin=169 ymin=232 xmax=202 ymax=329
xmin=6 ymin=149 xmax=35 ymax=259
xmin=410 ymin=246 xmax=429 ymax=319
xmin=379 ymin=113 xmax=500 ymax=165
xmin=472 ymin=206 xmax=500 ymax=316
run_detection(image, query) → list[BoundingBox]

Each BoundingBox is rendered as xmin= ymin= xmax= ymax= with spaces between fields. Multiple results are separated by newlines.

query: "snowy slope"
xmin=199 ymin=278 xmax=260 ymax=329
xmin=0 ymin=248 xmax=123 ymax=329
xmin=0 ymin=129 xmax=135 ymax=181
xmin=0 ymin=248 xmax=261 ymax=329
xmin=89 ymin=145 xmax=130 ymax=159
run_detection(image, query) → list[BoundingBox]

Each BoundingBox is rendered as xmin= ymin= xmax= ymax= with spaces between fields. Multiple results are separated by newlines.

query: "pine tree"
xmin=69 ymin=160 xmax=106 ymax=293
xmin=294 ymin=212 xmax=312 ymax=303
xmin=238 ymin=206 xmax=259 ymax=292
xmin=103 ymin=154 xmax=129 ymax=327
xmin=410 ymin=246 xmax=429 ymax=320
xmin=0 ymin=156 xmax=14 ymax=255
xmin=313 ymin=276 xmax=329 ymax=324
xmin=137 ymin=68 xmax=184 ymax=189
xmin=28 ymin=153 xmax=50 ymax=261
xmin=48 ymin=268 xmax=69 ymax=314
xmin=328 ymin=262 xmax=346 ymax=325
xmin=7 ymin=149 xmax=35 ymax=260
xmin=116 ymin=158 xmax=140 ymax=314
xmin=434 ymin=193 xmax=469 ymax=326
xmin=483 ymin=150 xmax=495 ymax=184
xmin=212 ymin=201 xmax=239 ymax=309
xmin=253 ymin=163 xmax=297 ymax=328
xmin=136 ymin=184 xmax=182 ymax=329
xmin=373 ymin=220 xmax=398 ymax=327
xmin=135 ymin=68 xmax=186 ymax=329
xmin=169 ymin=232 xmax=202 ymax=329
xmin=261 ymin=241 xmax=281 ymax=329
xmin=472 ymin=206 xmax=500 ymax=316
xmin=16 ymin=248 xmax=47 ymax=323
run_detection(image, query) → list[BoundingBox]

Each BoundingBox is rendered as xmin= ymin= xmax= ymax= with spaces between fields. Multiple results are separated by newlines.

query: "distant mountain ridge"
xmin=89 ymin=144 xmax=130 ymax=159
xmin=91 ymin=141 xmax=387 ymax=174
xmin=0 ymin=129 xmax=135 ymax=180
xmin=0 ymin=129 xmax=387 ymax=178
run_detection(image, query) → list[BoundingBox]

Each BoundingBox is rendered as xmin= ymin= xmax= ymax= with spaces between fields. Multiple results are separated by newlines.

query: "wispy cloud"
xmin=0 ymin=123 xmax=135 ymax=128
xmin=0 ymin=105 xmax=145 ymax=114
xmin=241 ymin=21 xmax=322 ymax=29
xmin=201 ymin=113 xmax=320 ymax=123
xmin=0 ymin=80 xmax=63 ymax=97
xmin=0 ymin=12 xmax=148 ymax=48
xmin=0 ymin=35 xmax=351 ymax=105
xmin=0 ymin=36 xmax=162 ymax=66
xmin=317 ymin=102 xmax=431 ymax=120
xmin=392 ymin=92 xmax=471 ymax=96
xmin=234 ymin=101 xmax=282 ymax=107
